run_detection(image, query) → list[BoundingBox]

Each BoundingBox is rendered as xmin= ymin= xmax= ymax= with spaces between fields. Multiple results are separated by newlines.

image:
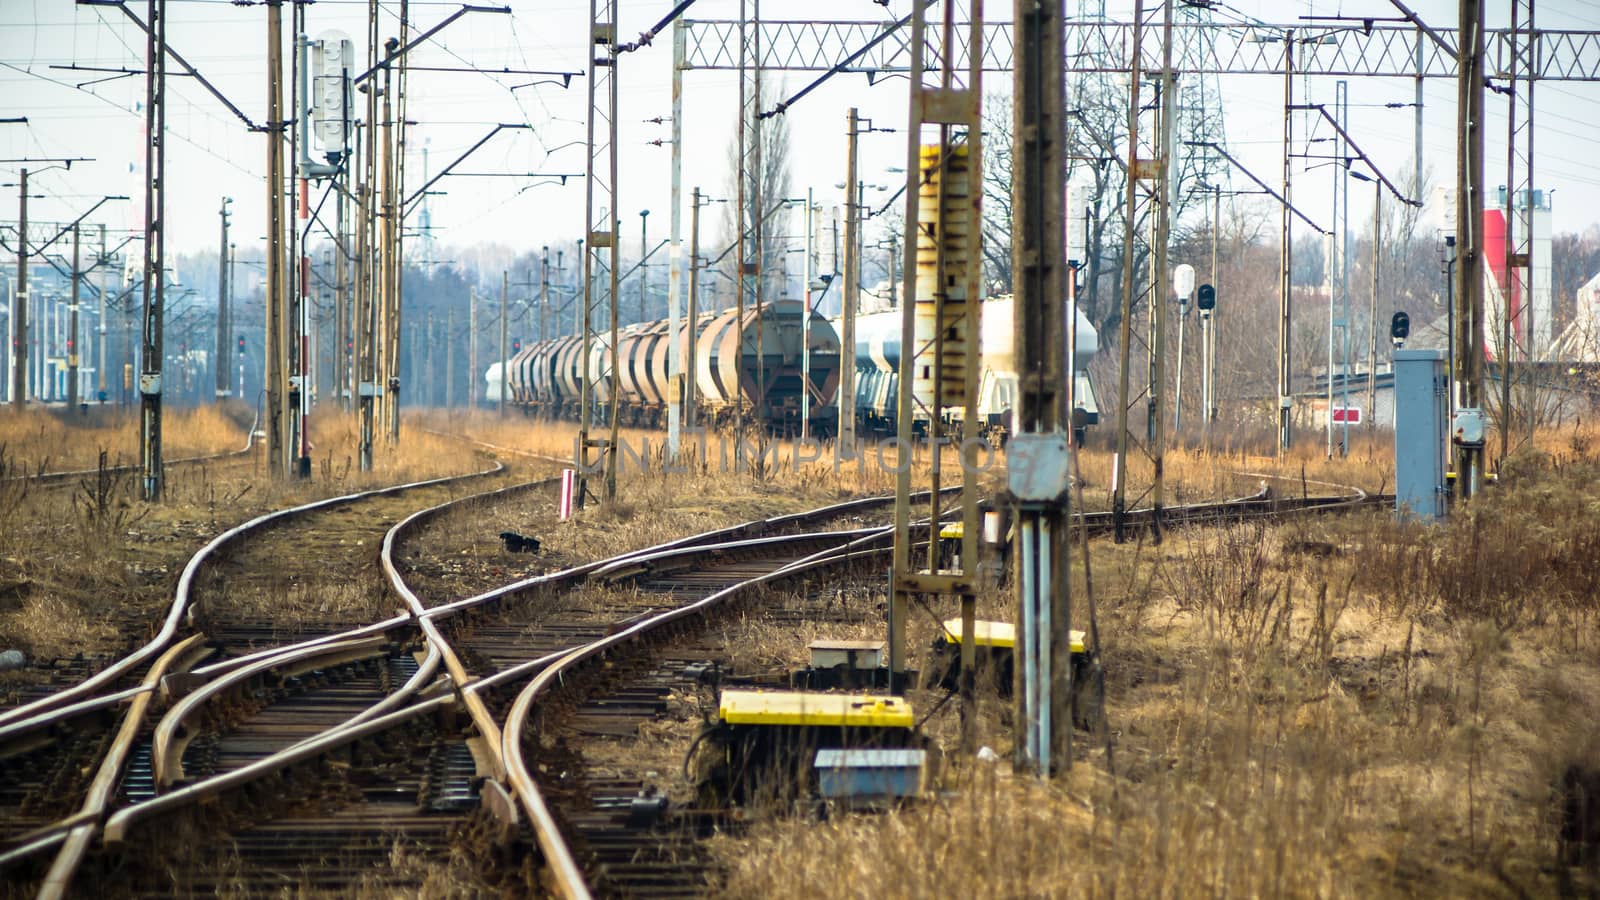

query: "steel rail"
xmin=378 ymin=475 xmax=571 ymax=780
xmin=2 ymin=409 xmax=260 ymax=489
xmin=27 ymin=476 xmax=1373 ymax=894
xmin=149 ymin=636 xmax=389 ymax=789
xmin=0 ymin=476 xmax=913 ymax=762
xmin=35 ymin=633 xmax=210 ymax=900
xmin=419 ymin=486 xmax=957 ymax=622
xmin=0 ymin=457 xmax=507 ymax=731
xmin=0 ymin=432 xmax=567 ymax=887
xmin=1 ymin=460 xmax=528 ymax=889
xmin=498 ymin=479 xmax=1376 ymax=897
xmin=590 ymin=527 xmax=885 ymax=582
xmin=13 ymin=464 xmax=1339 ymax=891
xmin=101 ymin=693 xmax=456 ymax=844
xmin=125 ymin=471 xmax=571 ymax=783
xmin=0 ymin=612 xmax=417 ymax=761
xmin=50 ymin=473 xmax=578 ymax=856
xmin=501 ymin=536 xmax=890 ymax=900
xmin=78 ymin=508 xmax=914 ymax=874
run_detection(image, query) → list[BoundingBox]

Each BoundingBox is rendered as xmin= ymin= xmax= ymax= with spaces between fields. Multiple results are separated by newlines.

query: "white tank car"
xmin=977 ymin=294 xmax=1100 ymax=437
xmin=483 ymin=361 xmax=505 ymax=405
xmin=834 ymin=294 xmax=1099 ymax=438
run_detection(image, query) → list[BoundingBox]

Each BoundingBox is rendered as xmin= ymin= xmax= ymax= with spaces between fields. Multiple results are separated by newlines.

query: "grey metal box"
xmin=808 ymin=640 xmax=885 ymax=670
xmin=1393 ymin=349 xmax=1448 ymax=520
xmin=814 ymin=748 xmax=926 ymax=800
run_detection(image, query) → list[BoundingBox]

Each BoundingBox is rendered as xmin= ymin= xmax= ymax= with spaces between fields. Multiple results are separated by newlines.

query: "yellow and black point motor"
xmin=688 ymin=689 xmax=923 ymax=807
xmin=927 ymin=618 xmax=1093 ymax=719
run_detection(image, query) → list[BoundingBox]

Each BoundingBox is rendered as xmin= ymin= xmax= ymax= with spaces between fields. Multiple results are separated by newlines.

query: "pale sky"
xmin=5 ymin=0 xmax=1600 ymax=272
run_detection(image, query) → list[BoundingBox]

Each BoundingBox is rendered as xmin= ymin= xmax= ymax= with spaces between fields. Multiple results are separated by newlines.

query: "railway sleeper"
xmin=86 ymin=714 xmax=482 ymax=894
xmin=164 ymin=651 xmax=408 ymax=788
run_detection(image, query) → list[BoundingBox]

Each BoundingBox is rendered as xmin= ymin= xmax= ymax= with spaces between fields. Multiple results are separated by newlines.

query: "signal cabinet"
xmin=1393 ymin=349 xmax=1449 ymax=520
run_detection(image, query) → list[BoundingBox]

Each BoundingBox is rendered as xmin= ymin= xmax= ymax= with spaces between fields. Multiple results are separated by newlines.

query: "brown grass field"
xmin=4 ymin=402 xmax=1598 ymax=896
xmin=711 ymin=428 xmax=1600 ymax=899
xmin=0 ymin=404 xmax=499 ymax=695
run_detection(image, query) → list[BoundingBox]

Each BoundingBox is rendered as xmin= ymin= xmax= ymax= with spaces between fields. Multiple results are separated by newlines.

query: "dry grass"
xmin=1071 ymin=427 xmax=1398 ymax=513
xmin=396 ymin=411 xmax=931 ymax=608
xmin=711 ymin=447 xmax=1600 ymax=899
xmin=0 ymin=402 xmax=253 ymax=472
xmin=0 ymin=407 xmax=513 ymax=700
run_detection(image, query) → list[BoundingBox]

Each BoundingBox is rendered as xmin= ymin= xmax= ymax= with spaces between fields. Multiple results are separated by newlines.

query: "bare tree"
xmin=981 ymin=91 xmax=1013 ymax=294
xmin=721 ymin=81 xmax=794 ymax=305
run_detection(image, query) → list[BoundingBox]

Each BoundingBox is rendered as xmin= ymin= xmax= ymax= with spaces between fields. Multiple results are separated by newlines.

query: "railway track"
xmin=502 ymin=482 xmax=1384 ymax=899
xmin=0 ymin=458 xmax=920 ymax=895
xmin=0 ymin=462 xmax=1380 ymax=897
xmin=1 ymin=411 xmax=260 ymax=492
xmin=0 ymin=447 xmax=533 ymax=895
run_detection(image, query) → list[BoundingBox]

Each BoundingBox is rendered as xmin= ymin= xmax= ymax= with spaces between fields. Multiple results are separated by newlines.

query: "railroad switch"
xmin=690 ymin=689 xmax=924 ymax=806
xmin=927 ymin=618 xmax=1090 ymax=709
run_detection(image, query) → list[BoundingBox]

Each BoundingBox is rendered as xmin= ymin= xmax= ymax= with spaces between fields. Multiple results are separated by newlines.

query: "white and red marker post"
xmin=559 ymin=468 xmax=577 ymax=521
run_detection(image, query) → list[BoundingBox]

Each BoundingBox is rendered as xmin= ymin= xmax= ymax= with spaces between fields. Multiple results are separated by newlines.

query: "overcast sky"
xmin=6 ymin=0 xmax=1600 ymax=271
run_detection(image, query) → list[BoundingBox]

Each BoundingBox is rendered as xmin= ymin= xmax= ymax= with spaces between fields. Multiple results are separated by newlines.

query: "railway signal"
xmin=1198 ymin=283 xmax=1217 ymax=436
xmin=215 ymin=197 xmax=231 ymax=401
xmin=1391 ymin=311 xmax=1410 ymax=349
xmin=1174 ymin=263 xmax=1195 ymax=433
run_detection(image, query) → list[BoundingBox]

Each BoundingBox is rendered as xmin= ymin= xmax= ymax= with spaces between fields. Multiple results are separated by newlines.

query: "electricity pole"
xmin=1110 ymin=0 xmax=1176 ymax=541
xmin=668 ymin=19 xmax=685 ymax=457
xmin=1366 ymin=181 xmax=1380 ymax=428
xmin=1278 ymin=30 xmax=1295 ymax=452
xmin=1455 ymin=0 xmax=1487 ymax=496
xmin=67 ymin=224 xmax=81 ymax=410
xmin=97 ymin=224 xmax=108 ymax=403
xmin=1012 ymin=0 xmax=1072 ymax=774
xmin=579 ymin=0 xmax=621 ymax=506
xmin=215 ymin=196 xmax=231 ymax=400
xmin=445 ymin=307 xmax=454 ymax=408
xmin=266 ymin=0 xmax=288 ymax=478
xmin=687 ymin=188 xmax=702 ymax=429
xmin=839 ymin=108 xmax=859 ymax=459
xmin=639 ymin=209 xmax=649 ymax=324
xmin=334 ymin=203 xmax=346 ymax=412
xmin=355 ymin=0 xmax=377 ymax=471
xmin=1208 ymin=186 xmax=1220 ymax=430
xmin=140 ymin=0 xmax=169 ymax=500
xmin=891 ymin=0 xmax=984 ymax=752
xmin=540 ymin=247 xmax=550 ymax=350
xmin=801 ymin=187 xmax=813 ymax=441
xmin=11 ymin=169 xmax=24 ymax=409
xmin=468 ymin=286 xmax=477 ymax=410
xmin=733 ymin=0 xmax=760 ymax=447
xmin=288 ymin=2 xmax=306 ymax=477
xmin=386 ymin=30 xmax=408 ymax=447
xmin=499 ymin=270 xmax=507 ymax=416
xmin=380 ymin=39 xmax=397 ymax=444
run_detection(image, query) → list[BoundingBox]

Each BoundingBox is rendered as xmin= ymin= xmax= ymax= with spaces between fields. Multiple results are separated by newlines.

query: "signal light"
xmin=1390 ymin=311 xmax=1410 ymax=349
xmin=512 ymin=338 xmax=522 ymax=353
xmin=237 ymin=335 xmax=246 ymax=355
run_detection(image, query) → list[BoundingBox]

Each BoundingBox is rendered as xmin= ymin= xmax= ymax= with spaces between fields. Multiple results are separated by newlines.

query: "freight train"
xmin=494 ymin=299 xmax=842 ymax=433
xmin=843 ymin=294 xmax=1100 ymax=442
xmin=486 ymin=294 xmax=1098 ymax=442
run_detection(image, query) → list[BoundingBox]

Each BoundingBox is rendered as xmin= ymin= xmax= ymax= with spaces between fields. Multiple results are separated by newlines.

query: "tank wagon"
xmin=501 ymin=299 xmax=841 ymax=433
xmin=841 ymin=294 xmax=1100 ymax=442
